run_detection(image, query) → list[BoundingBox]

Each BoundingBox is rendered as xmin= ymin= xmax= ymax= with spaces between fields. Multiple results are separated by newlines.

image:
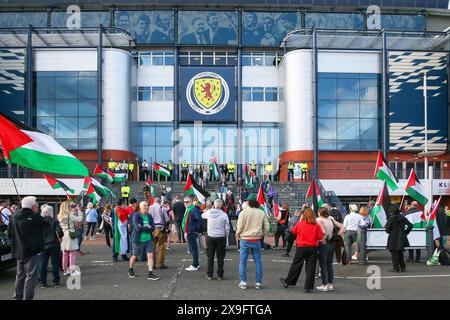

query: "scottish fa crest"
xmin=186 ymin=72 xmax=229 ymax=115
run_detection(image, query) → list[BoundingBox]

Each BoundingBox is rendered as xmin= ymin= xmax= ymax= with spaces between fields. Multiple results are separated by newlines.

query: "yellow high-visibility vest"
xmin=250 ymin=163 xmax=256 ymax=170
xmin=265 ymin=164 xmax=273 ymax=172
xmin=301 ymin=163 xmax=308 ymax=172
xmin=168 ymin=163 xmax=174 ymax=170
xmin=288 ymin=162 xmax=295 ymax=170
xmin=227 ymin=164 xmax=235 ymax=173
xmin=129 ymin=163 xmax=134 ymax=171
xmin=108 ymin=161 xmax=116 ymax=170
xmin=121 ymin=186 xmax=130 ymax=198
xmin=181 ymin=162 xmax=188 ymax=168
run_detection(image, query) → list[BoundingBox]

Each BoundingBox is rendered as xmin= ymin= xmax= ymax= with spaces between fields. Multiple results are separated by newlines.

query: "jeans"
xmin=40 ymin=247 xmax=61 ymax=285
xmin=344 ymin=230 xmax=358 ymax=264
xmin=175 ymin=221 xmax=185 ymax=242
xmin=86 ymin=222 xmax=96 ymax=237
xmin=14 ymin=255 xmax=39 ymax=300
xmin=318 ymin=242 xmax=335 ymax=285
xmin=206 ymin=236 xmax=227 ymax=278
xmin=288 ymin=170 xmax=294 ymax=181
xmin=285 ymin=246 xmax=318 ymax=290
xmin=239 ymin=240 xmax=263 ymax=284
xmin=187 ymin=232 xmax=199 ymax=268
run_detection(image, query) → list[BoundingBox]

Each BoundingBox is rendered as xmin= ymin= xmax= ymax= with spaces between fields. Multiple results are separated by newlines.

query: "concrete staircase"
xmin=109 ymin=180 xmax=311 ymax=211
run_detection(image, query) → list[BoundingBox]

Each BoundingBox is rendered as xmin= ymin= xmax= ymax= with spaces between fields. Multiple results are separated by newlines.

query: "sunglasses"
xmin=184 ymin=201 xmax=191 ymax=203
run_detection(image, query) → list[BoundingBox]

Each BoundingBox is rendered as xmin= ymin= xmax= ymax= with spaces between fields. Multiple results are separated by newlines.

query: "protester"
xmin=225 ymin=190 xmax=237 ymax=246
xmin=102 ymin=204 xmax=113 ymax=248
xmin=112 ymin=199 xmax=130 ymax=262
xmin=184 ymin=197 xmax=203 ymax=271
xmin=329 ymin=203 xmax=343 ymax=223
xmin=58 ymin=201 xmax=83 ymax=277
xmin=236 ymin=193 xmax=270 ymax=290
xmin=316 ymin=207 xmax=344 ymax=292
xmin=75 ymin=206 xmax=85 ymax=256
xmin=164 ymin=201 xmax=175 ymax=251
xmin=386 ymin=204 xmax=413 ymax=272
xmin=202 ymin=199 xmax=230 ymax=280
xmin=282 ymin=209 xmax=302 ymax=257
xmin=0 ymin=200 xmax=12 ymax=225
xmin=8 ymin=196 xmax=49 ymax=300
xmin=85 ymin=202 xmax=98 ymax=241
xmin=273 ymin=204 xmax=289 ymax=250
xmin=279 ymin=207 xmax=323 ymax=293
xmin=173 ymin=196 xmax=186 ymax=243
xmin=128 ymin=201 xmax=159 ymax=280
xmin=343 ymin=204 xmax=365 ymax=264
xmin=39 ymin=204 xmax=64 ymax=289
xmin=352 ymin=206 xmax=371 ymax=262
xmin=149 ymin=197 xmax=170 ymax=269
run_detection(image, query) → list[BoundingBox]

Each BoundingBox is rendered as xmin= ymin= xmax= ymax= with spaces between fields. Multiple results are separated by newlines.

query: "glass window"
xmin=359 ymin=140 xmax=378 ymax=151
xmin=264 ymin=53 xmax=276 ymax=66
xmin=337 ymin=140 xmax=359 ymax=150
xmin=243 ymin=126 xmax=259 ymax=147
xmin=79 ymin=117 xmax=97 ymax=138
xmin=56 ymin=138 xmax=78 ymax=150
xmin=264 ymin=87 xmax=278 ymax=101
xmin=359 ymin=79 xmax=378 ymax=101
xmin=37 ymin=118 xmax=55 ymax=136
xmin=164 ymin=87 xmax=174 ymax=101
xmin=337 ymin=78 xmax=359 ymax=100
xmin=55 ymin=117 xmax=78 ymax=139
xmin=140 ymin=125 xmax=156 ymax=146
xmin=79 ymin=139 xmax=97 ymax=150
xmin=178 ymin=125 xmax=194 ymax=146
xmin=37 ymin=77 xmax=54 ymax=99
xmin=219 ymin=126 xmax=237 ymax=147
xmin=55 ymin=99 xmax=78 ymax=117
xmin=318 ymin=78 xmax=336 ymax=100
xmin=337 ymin=118 xmax=359 ymax=140
xmin=318 ymin=118 xmax=336 ymax=140
xmin=360 ymin=119 xmax=378 ymax=140
xmin=319 ymin=139 xmax=336 ymax=150
xmin=140 ymin=55 xmax=151 ymax=66
xmin=79 ymin=76 xmax=97 ymax=99
xmin=360 ymin=101 xmax=378 ymax=119
xmin=242 ymin=55 xmax=251 ymax=66
xmin=318 ymin=100 xmax=336 ymax=118
xmin=152 ymin=87 xmax=164 ymax=101
xmin=79 ymin=99 xmax=97 ymax=116
xmin=55 ymin=77 xmax=78 ymax=99
xmin=36 ymin=100 xmax=54 ymax=117
xmin=155 ymin=147 xmax=174 ymax=163
xmin=214 ymin=56 xmax=227 ymax=65
xmin=252 ymin=88 xmax=264 ymax=101
xmin=155 ymin=125 xmax=173 ymax=147
xmin=337 ymin=100 xmax=359 ymax=118
xmin=141 ymin=147 xmax=156 ymax=164
xmin=242 ymin=88 xmax=252 ymax=101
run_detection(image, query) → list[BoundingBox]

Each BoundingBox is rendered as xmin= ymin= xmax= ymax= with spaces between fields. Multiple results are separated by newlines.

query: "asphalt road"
xmin=1 ymin=235 xmax=449 ymax=300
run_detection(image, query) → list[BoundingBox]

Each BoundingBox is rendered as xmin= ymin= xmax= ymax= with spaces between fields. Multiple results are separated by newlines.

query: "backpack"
xmin=438 ymin=248 xmax=450 ymax=266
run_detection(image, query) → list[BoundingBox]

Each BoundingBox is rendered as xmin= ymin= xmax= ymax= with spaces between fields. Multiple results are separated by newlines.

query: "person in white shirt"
xmin=343 ymin=204 xmax=365 ymax=264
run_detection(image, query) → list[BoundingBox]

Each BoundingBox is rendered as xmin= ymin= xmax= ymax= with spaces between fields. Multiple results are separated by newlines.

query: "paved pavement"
xmin=1 ymin=235 xmax=449 ymax=300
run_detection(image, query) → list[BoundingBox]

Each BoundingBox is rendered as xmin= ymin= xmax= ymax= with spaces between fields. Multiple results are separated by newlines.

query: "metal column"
xmin=26 ymin=26 xmax=33 ymax=127
xmin=173 ymin=9 xmax=180 ymax=181
xmin=97 ymin=26 xmax=103 ymax=166
xmin=237 ymin=8 xmax=243 ymax=178
xmin=381 ymin=29 xmax=389 ymax=158
xmin=312 ymin=29 xmax=318 ymax=177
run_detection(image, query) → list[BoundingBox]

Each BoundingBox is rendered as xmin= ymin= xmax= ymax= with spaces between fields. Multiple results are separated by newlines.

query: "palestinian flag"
xmin=370 ymin=182 xmax=391 ymax=228
xmin=153 ymin=162 xmax=170 ymax=177
xmin=243 ymin=163 xmax=253 ymax=189
xmin=147 ymin=176 xmax=153 ymax=185
xmin=184 ymin=174 xmax=210 ymax=205
xmin=306 ymin=177 xmax=323 ymax=213
xmin=91 ymin=177 xmax=115 ymax=198
xmin=44 ymin=175 xmax=76 ymax=200
xmin=405 ymin=168 xmax=428 ymax=206
xmin=406 ymin=210 xmax=427 ymax=229
xmin=149 ymin=185 xmax=156 ymax=205
xmin=210 ymin=157 xmax=219 ymax=179
xmin=374 ymin=150 xmax=399 ymax=191
xmin=427 ymin=196 xmax=442 ymax=240
xmin=112 ymin=172 xmax=127 ymax=182
xmin=257 ymin=183 xmax=273 ymax=232
xmin=85 ymin=181 xmax=101 ymax=205
xmin=0 ymin=113 xmax=88 ymax=176
xmin=273 ymin=201 xmax=280 ymax=219
xmin=181 ymin=204 xmax=195 ymax=234
xmin=263 ymin=174 xmax=270 ymax=183
xmin=93 ymin=164 xmax=113 ymax=183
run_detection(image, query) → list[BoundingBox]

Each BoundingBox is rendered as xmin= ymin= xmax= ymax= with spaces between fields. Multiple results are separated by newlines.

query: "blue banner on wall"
xmin=180 ymin=67 xmax=235 ymax=122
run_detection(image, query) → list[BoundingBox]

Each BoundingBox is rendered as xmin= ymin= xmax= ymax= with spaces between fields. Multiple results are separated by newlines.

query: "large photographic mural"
xmin=0 ymin=49 xmax=25 ymax=123
xmin=389 ymin=51 xmax=448 ymax=151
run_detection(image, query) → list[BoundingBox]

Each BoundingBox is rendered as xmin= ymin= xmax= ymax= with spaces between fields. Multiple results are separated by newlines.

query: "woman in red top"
xmin=280 ymin=207 xmax=324 ymax=293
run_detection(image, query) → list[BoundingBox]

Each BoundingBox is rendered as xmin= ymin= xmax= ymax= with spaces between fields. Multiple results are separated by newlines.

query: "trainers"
xmin=40 ymin=284 xmax=48 ymax=289
xmin=128 ymin=269 xmax=136 ymax=278
xmin=90 ymin=236 xmax=95 ymax=241
xmin=279 ymin=277 xmax=288 ymax=288
xmin=327 ymin=284 xmax=334 ymax=291
xmin=185 ymin=265 xmax=199 ymax=272
xmin=218 ymin=276 xmax=224 ymax=281
xmin=351 ymin=254 xmax=358 ymax=260
xmin=53 ymin=283 xmax=61 ymax=288
xmin=147 ymin=272 xmax=160 ymax=281
xmin=255 ymin=283 xmax=263 ymax=290
xmin=281 ymin=253 xmax=290 ymax=257
xmin=207 ymin=276 xmax=215 ymax=281
xmin=238 ymin=281 xmax=247 ymax=290
xmin=71 ymin=270 xmax=81 ymax=277
xmin=316 ymin=285 xmax=329 ymax=292
xmin=166 ymin=247 xmax=172 ymax=251
xmin=63 ymin=270 xmax=71 ymax=276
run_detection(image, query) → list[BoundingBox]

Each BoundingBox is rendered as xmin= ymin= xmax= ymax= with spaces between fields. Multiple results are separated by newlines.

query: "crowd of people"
xmin=3 ymin=183 xmax=450 ymax=300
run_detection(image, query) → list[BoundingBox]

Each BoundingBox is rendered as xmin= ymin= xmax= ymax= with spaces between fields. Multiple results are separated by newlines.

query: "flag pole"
xmin=10 ymin=175 xmax=22 ymax=204
xmin=399 ymin=194 xmax=406 ymax=212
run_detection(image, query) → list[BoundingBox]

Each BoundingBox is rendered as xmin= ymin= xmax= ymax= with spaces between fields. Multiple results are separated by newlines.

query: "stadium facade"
xmin=0 ymin=0 xmax=449 ymax=192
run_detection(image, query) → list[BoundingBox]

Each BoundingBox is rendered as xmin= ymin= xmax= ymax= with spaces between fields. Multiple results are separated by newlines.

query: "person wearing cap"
xmin=8 ymin=196 xmax=50 ymax=300
xmin=236 ymin=193 xmax=270 ymax=290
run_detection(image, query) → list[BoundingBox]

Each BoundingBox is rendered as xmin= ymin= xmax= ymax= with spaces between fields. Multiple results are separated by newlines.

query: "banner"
xmin=180 ymin=67 xmax=235 ymax=122
xmin=293 ymin=163 xmax=302 ymax=179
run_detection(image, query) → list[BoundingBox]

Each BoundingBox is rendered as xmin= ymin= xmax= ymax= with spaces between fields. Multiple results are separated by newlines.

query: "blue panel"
xmin=180 ymin=67 xmax=236 ymax=122
xmin=242 ymin=12 xmax=300 ymax=47
xmin=0 ymin=12 xmax=47 ymax=27
xmin=115 ymin=11 xmax=174 ymax=44
xmin=178 ymin=11 xmax=238 ymax=45
xmin=389 ymin=52 xmax=448 ymax=151
xmin=381 ymin=14 xmax=426 ymax=31
xmin=0 ymin=49 xmax=25 ymax=123
xmin=306 ymin=12 xmax=364 ymax=29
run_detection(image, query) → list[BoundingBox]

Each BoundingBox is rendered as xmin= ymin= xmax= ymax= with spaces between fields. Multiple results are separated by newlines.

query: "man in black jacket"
xmin=8 ymin=196 xmax=49 ymax=300
xmin=172 ymin=196 xmax=186 ymax=243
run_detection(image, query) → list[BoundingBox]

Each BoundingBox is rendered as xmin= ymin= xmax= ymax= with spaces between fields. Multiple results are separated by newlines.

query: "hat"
xmin=246 ymin=193 xmax=257 ymax=201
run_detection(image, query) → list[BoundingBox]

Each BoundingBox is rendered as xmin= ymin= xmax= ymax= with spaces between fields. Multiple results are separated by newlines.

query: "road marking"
xmin=163 ymin=265 xmax=184 ymax=300
xmin=272 ymin=259 xmax=292 ymax=263
xmin=181 ymin=259 xmax=233 ymax=262
xmin=92 ymin=261 xmax=112 ymax=263
xmin=345 ymin=274 xmax=450 ymax=280
xmin=92 ymin=263 xmax=114 ymax=266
